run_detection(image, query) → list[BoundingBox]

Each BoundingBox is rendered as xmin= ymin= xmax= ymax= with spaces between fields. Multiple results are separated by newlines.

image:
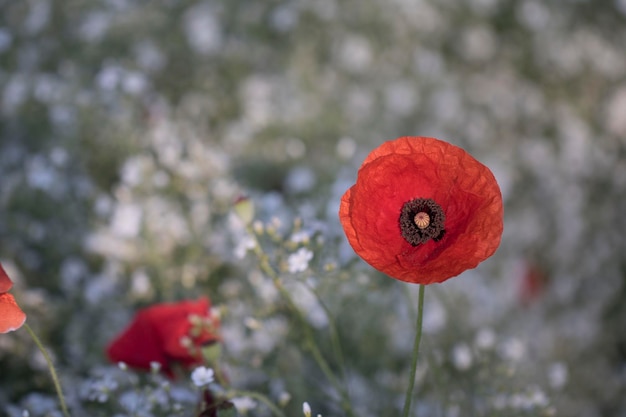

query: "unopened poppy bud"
xmin=233 ymin=196 xmax=254 ymax=225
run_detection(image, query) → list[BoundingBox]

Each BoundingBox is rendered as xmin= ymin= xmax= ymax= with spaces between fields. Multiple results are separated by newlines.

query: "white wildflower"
xmin=183 ymin=3 xmax=222 ymax=55
xmin=290 ymin=230 xmax=311 ymax=244
xmin=191 ymin=366 xmax=215 ymax=387
xmin=149 ymin=361 xmax=161 ymax=373
xmin=528 ymin=387 xmax=549 ymax=407
xmin=278 ymin=392 xmax=291 ymax=407
xmin=303 ymin=401 xmax=312 ymax=417
xmin=232 ymin=397 xmax=256 ymax=413
xmin=234 ymin=235 xmax=256 ymax=259
xmin=452 ymin=343 xmax=473 ymax=371
xmin=474 ymin=327 xmax=496 ymax=350
xmin=110 ymin=203 xmax=142 ymax=238
xmin=548 ymin=362 xmax=568 ymax=389
xmin=499 ymin=338 xmax=525 ymax=362
xmin=287 ymin=248 xmax=313 ymax=273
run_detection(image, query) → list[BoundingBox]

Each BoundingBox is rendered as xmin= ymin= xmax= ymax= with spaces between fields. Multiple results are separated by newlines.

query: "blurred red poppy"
xmin=339 ymin=136 xmax=503 ymax=284
xmin=518 ymin=263 xmax=548 ymax=306
xmin=106 ymin=297 xmax=220 ymax=377
xmin=0 ymin=263 xmax=27 ymax=333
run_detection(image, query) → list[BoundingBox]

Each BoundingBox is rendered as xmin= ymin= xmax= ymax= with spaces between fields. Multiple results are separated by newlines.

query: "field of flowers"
xmin=1 ymin=0 xmax=625 ymax=416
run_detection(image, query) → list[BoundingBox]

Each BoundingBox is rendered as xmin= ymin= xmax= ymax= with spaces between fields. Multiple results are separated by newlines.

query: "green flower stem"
xmin=402 ymin=284 xmax=426 ymax=417
xmin=307 ymin=283 xmax=349 ymax=389
xmin=272 ymin=275 xmax=354 ymax=417
xmin=23 ymin=323 xmax=70 ymax=417
xmin=247 ymin=228 xmax=355 ymax=417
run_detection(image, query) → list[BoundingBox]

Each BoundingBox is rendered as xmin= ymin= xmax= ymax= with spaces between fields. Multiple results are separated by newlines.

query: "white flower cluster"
xmin=287 ymin=248 xmax=314 ymax=273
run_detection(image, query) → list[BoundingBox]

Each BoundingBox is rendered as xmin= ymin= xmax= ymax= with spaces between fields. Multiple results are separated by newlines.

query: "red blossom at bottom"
xmin=106 ymin=297 xmax=219 ymax=377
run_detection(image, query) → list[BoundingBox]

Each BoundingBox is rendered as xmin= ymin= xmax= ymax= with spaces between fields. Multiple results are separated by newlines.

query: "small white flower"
xmin=117 ymin=361 xmax=128 ymax=371
xmin=287 ymin=248 xmax=313 ymax=273
xmin=528 ymin=387 xmax=549 ymax=408
xmin=290 ymin=230 xmax=311 ymax=244
xmin=499 ymin=338 xmax=525 ymax=362
xmin=232 ymin=397 xmax=257 ymax=413
xmin=302 ymin=401 xmax=312 ymax=417
xmin=548 ymin=362 xmax=568 ymax=389
xmin=149 ymin=361 xmax=161 ymax=373
xmin=191 ymin=366 xmax=215 ymax=387
xmin=234 ymin=235 xmax=256 ymax=259
xmin=474 ymin=328 xmax=496 ymax=350
xmin=452 ymin=343 xmax=473 ymax=371
xmin=278 ymin=391 xmax=291 ymax=406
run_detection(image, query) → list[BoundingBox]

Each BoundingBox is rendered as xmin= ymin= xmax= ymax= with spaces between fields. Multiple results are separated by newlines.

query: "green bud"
xmin=234 ymin=196 xmax=254 ymax=225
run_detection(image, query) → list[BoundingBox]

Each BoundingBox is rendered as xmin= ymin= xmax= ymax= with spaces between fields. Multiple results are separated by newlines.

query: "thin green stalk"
xmin=24 ymin=323 xmax=70 ymax=417
xmin=270 ymin=271 xmax=352 ymax=415
xmin=402 ymin=284 xmax=426 ymax=417
xmin=247 ymin=229 xmax=355 ymax=417
xmin=230 ymin=390 xmax=287 ymax=417
xmin=305 ymin=282 xmax=349 ymax=388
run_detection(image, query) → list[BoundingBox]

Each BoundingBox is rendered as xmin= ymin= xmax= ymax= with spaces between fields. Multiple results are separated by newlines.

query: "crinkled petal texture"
xmin=0 ymin=293 xmax=27 ymax=333
xmin=0 ymin=263 xmax=13 ymax=293
xmin=106 ymin=297 xmax=219 ymax=377
xmin=340 ymin=136 xmax=503 ymax=284
xmin=0 ymin=263 xmax=26 ymax=333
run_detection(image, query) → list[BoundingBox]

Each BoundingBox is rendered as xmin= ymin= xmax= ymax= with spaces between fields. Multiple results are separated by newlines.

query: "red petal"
xmin=106 ymin=308 xmax=169 ymax=373
xmin=0 ymin=293 xmax=26 ymax=333
xmin=153 ymin=298 xmax=214 ymax=362
xmin=0 ymin=263 xmax=13 ymax=293
xmin=339 ymin=136 xmax=503 ymax=284
xmin=106 ymin=297 xmax=219 ymax=376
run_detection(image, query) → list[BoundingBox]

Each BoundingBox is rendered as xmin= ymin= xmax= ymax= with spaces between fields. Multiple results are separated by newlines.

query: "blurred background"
xmin=1 ymin=0 xmax=625 ymax=416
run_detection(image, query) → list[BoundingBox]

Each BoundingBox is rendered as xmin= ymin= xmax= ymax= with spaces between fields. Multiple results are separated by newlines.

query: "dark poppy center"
xmin=399 ymin=198 xmax=446 ymax=246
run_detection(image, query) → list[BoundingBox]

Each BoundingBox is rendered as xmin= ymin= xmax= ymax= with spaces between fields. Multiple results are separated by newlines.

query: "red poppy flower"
xmin=339 ymin=136 xmax=503 ymax=285
xmin=0 ymin=263 xmax=27 ymax=333
xmin=106 ymin=297 xmax=220 ymax=377
xmin=518 ymin=262 xmax=548 ymax=306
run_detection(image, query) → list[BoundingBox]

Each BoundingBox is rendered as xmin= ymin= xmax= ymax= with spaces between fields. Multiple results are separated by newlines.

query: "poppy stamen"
xmin=414 ymin=212 xmax=430 ymax=229
xmin=400 ymin=198 xmax=446 ymax=246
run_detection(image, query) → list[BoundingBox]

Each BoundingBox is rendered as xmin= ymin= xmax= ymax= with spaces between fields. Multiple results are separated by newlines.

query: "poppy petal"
xmin=106 ymin=308 xmax=169 ymax=373
xmin=340 ymin=136 xmax=503 ymax=284
xmin=106 ymin=297 xmax=219 ymax=377
xmin=0 ymin=293 xmax=27 ymax=333
xmin=0 ymin=263 xmax=13 ymax=293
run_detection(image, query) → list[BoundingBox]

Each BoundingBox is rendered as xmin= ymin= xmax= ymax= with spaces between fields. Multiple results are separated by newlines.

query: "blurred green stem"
xmin=247 ymin=227 xmax=356 ymax=417
xmin=24 ymin=323 xmax=71 ymax=417
xmin=402 ymin=284 xmax=426 ymax=417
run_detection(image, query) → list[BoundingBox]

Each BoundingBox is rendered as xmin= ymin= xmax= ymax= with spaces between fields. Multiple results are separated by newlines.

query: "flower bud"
xmin=233 ymin=196 xmax=254 ymax=225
